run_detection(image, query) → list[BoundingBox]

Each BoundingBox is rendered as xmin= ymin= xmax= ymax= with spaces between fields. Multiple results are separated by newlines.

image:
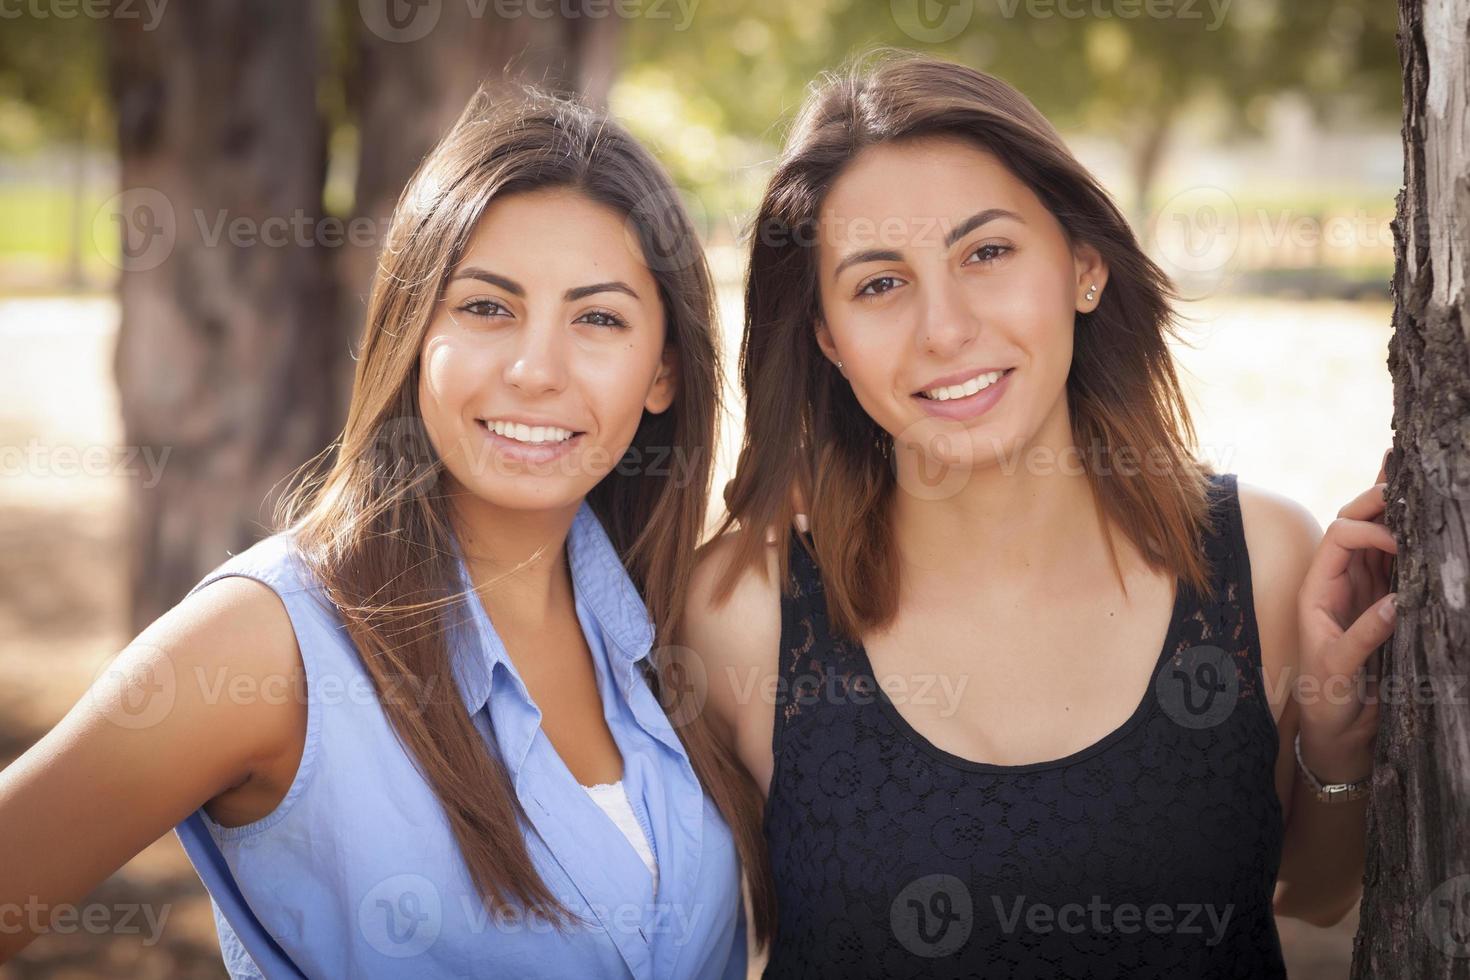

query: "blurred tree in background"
xmin=105 ymin=0 xmax=619 ymax=628
xmin=0 ymin=0 xmax=1402 ymax=625
xmin=618 ymin=0 xmax=1401 ymax=229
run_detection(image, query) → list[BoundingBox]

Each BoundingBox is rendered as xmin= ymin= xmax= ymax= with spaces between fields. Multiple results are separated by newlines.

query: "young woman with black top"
xmin=682 ymin=54 xmax=1395 ymax=979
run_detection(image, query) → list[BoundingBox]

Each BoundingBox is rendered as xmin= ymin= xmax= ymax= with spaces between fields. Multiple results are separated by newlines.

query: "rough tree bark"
xmin=107 ymin=1 xmax=620 ymax=631
xmin=1351 ymin=0 xmax=1470 ymax=976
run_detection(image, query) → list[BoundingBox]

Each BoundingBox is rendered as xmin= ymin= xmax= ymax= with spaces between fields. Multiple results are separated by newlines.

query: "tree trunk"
xmin=335 ymin=0 xmax=622 ymax=404
xmin=1351 ymin=0 xmax=1470 ymax=976
xmin=108 ymin=1 xmax=621 ymax=632
xmin=1130 ymin=105 xmax=1173 ymax=249
xmin=107 ymin=1 xmax=340 ymax=632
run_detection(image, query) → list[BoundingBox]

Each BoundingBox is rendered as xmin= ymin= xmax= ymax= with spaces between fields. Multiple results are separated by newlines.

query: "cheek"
xmin=989 ymin=268 xmax=1075 ymax=359
xmin=841 ymin=348 xmax=908 ymax=426
xmin=821 ymin=310 xmax=913 ymax=419
xmin=417 ymin=333 xmax=491 ymax=451
xmin=420 ymin=335 xmax=472 ymax=414
xmin=827 ymin=305 xmax=908 ymax=377
xmin=584 ymin=341 xmax=661 ymax=438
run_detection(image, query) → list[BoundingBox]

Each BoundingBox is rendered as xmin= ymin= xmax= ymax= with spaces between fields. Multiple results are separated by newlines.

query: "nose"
xmin=915 ymin=273 xmax=980 ymax=358
xmin=501 ymin=318 xmax=569 ymax=397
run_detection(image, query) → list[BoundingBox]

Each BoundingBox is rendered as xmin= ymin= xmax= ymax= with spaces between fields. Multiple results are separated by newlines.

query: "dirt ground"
xmin=0 ymin=293 xmax=1390 ymax=978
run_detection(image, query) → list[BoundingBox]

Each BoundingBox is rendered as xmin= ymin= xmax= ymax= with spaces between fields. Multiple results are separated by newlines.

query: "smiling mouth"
xmin=914 ymin=367 xmax=1014 ymax=401
xmin=475 ymin=419 xmax=585 ymax=445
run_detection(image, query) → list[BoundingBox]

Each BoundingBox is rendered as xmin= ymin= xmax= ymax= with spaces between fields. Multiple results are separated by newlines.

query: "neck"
xmin=448 ymin=482 xmax=581 ymax=626
xmin=888 ymin=399 xmax=1114 ymax=597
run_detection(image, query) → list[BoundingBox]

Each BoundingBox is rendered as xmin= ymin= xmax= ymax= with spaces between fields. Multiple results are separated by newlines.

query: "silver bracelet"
xmin=1294 ymin=732 xmax=1371 ymax=803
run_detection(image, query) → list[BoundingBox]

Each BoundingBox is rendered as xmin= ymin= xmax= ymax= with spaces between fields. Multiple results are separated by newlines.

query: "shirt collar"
xmin=450 ymin=498 xmax=657 ymax=715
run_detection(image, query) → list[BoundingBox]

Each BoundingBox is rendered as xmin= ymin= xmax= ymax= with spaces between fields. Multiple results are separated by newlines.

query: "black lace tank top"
xmin=762 ymin=473 xmax=1287 ymax=979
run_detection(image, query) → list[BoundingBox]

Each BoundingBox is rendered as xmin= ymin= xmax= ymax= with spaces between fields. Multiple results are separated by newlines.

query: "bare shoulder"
xmin=123 ymin=574 xmax=308 ymax=776
xmin=679 ymin=530 xmax=784 ymax=792
xmin=1236 ymin=480 xmax=1323 ymax=589
xmin=94 ymin=573 xmax=311 ymax=826
xmin=1235 ymin=481 xmax=1322 ymax=720
xmin=683 ymin=530 xmax=784 ymax=691
xmin=687 ymin=527 xmax=784 ymax=646
xmin=0 ymin=575 xmax=308 ymax=940
xmin=690 ymin=524 xmax=782 ymax=595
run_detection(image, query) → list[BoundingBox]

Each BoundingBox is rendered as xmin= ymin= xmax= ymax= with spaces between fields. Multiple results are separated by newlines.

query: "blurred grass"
xmin=0 ymin=184 xmax=104 ymax=256
xmin=0 ymin=183 xmax=117 ymax=294
xmin=0 ymin=169 xmax=1398 ymax=298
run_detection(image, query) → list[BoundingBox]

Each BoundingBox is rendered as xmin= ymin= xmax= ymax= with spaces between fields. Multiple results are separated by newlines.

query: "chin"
xmin=895 ymin=419 xmax=991 ymax=463
xmin=454 ymin=475 xmax=594 ymax=514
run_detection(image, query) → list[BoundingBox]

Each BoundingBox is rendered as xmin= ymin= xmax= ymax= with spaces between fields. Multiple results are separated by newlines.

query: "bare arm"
xmin=0 ymin=577 xmax=306 ymax=960
xmin=677 ymin=532 xmax=785 ymax=799
xmin=1241 ymin=479 xmax=1394 ymax=928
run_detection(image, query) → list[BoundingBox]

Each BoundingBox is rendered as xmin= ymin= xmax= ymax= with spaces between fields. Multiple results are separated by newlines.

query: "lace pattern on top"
xmin=761 ymin=473 xmax=1287 ymax=980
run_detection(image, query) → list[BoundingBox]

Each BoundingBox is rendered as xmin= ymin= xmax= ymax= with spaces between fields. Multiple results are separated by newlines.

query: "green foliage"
xmin=0 ymin=0 xmax=1404 ymax=253
xmin=619 ymin=0 xmax=1400 ymax=213
xmin=0 ymin=7 xmax=108 ymax=153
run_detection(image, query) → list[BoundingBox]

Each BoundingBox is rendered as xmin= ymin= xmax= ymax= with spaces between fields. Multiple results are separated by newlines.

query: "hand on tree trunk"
xmin=1295 ymin=454 xmax=1398 ymax=785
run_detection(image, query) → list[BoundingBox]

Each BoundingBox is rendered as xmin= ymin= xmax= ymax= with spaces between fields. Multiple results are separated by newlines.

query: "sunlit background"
xmin=1 ymin=0 xmax=1396 ymax=976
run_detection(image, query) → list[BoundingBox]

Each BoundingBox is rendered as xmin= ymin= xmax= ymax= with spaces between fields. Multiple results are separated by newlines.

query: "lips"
xmin=915 ymin=367 xmax=1014 ymax=402
xmin=912 ymin=365 xmax=1014 ymax=397
xmin=473 ymin=418 xmax=585 ymax=466
xmin=911 ymin=366 xmax=1014 ymax=422
xmin=476 ymin=418 xmax=582 ymax=445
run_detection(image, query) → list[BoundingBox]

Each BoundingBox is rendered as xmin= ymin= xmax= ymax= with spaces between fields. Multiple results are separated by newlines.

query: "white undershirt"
xmin=582 ymin=780 xmax=658 ymax=896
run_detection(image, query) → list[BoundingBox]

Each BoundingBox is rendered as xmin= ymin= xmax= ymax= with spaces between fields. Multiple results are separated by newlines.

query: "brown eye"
xmin=576 ymin=309 xmax=629 ymax=329
xmin=460 ymin=299 xmax=511 ymax=318
xmin=966 ymin=243 xmax=1013 ymax=264
xmin=856 ymin=275 xmax=903 ymax=299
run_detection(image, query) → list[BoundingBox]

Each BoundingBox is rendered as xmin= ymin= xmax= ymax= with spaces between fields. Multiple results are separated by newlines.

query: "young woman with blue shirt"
xmin=0 ymin=88 xmax=773 ymax=978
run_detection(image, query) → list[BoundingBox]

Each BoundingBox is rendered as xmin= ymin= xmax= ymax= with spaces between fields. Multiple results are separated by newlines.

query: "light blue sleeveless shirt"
xmin=172 ymin=501 xmax=746 ymax=979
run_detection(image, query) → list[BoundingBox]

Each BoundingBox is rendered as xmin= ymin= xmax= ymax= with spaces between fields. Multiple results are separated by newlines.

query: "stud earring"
xmin=837 ymin=360 xmax=844 ymax=370
xmin=1085 ymin=283 xmax=1098 ymax=302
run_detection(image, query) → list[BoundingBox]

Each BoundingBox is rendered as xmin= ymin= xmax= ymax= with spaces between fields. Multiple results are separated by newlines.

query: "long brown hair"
xmin=274 ymin=85 xmax=774 ymax=944
xmin=718 ymin=51 xmax=1217 ymax=639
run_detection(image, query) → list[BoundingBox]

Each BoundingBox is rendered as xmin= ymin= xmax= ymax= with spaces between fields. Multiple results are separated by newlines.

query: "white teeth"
xmin=483 ymin=420 xmax=575 ymax=444
xmin=919 ymin=370 xmax=1006 ymax=401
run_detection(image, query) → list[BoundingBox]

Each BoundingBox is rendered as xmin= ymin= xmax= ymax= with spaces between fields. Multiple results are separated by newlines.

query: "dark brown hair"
xmin=276 ymin=85 xmax=774 ymax=944
xmin=718 ymin=51 xmax=1217 ymax=638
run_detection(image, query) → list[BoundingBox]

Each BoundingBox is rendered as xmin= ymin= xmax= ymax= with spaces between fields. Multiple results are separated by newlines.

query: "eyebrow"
xmin=450 ymin=267 xmax=640 ymax=302
xmin=943 ymin=207 xmax=1025 ymax=248
xmin=830 ymin=208 xmax=1026 ymax=281
xmin=565 ymin=281 xmax=640 ymax=302
xmin=832 ymin=249 xmax=903 ymax=280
